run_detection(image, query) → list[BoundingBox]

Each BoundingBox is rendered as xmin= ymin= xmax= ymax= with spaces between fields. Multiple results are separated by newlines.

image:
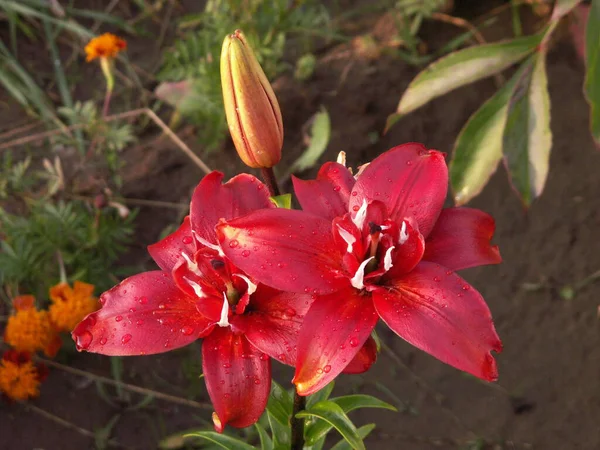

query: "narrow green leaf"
xmin=551 ymin=0 xmax=583 ymax=21
xmin=185 ymin=431 xmax=256 ymax=450
xmin=450 ymin=60 xmax=529 ymax=205
xmin=267 ymin=412 xmax=290 ymax=450
xmin=287 ymin=107 xmax=331 ymax=175
xmin=297 ymin=401 xmax=365 ymax=450
xmin=503 ymin=51 xmax=552 ymax=206
xmin=266 ymin=381 xmax=293 ymax=426
xmin=386 ymin=33 xmax=542 ymax=129
xmin=254 ymin=423 xmax=273 ymax=450
xmin=270 ymin=194 xmax=292 ymax=209
xmin=584 ymin=0 xmax=600 ymax=144
xmin=306 ymin=381 xmax=335 ymax=409
xmin=330 ymin=424 xmax=376 ymax=450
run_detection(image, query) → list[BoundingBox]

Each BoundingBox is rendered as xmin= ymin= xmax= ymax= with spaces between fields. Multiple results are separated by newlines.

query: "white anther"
xmin=217 ymin=293 xmax=230 ymax=328
xmin=336 ymin=224 xmax=356 ymax=253
xmin=336 ymin=151 xmax=347 ymax=166
xmin=350 ymin=257 xmax=374 ymax=290
xmin=383 ymin=246 xmax=395 ymax=272
xmin=233 ymin=274 xmax=257 ymax=295
xmin=352 ymin=200 xmax=368 ymax=230
xmin=193 ymin=231 xmax=225 ymax=257
xmin=399 ymin=221 xmax=409 ymax=244
xmin=184 ymin=276 xmax=206 ymax=298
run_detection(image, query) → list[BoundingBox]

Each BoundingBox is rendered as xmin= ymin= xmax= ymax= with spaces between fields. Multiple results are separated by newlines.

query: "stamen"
xmin=399 ymin=221 xmax=409 ymax=244
xmin=336 ymin=224 xmax=356 ymax=253
xmin=336 ymin=151 xmax=347 ymax=166
xmin=232 ymin=274 xmax=257 ymax=295
xmin=181 ymin=252 xmax=201 ymax=276
xmin=384 ymin=246 xmax=395 ymax=271
xmin=184 ymin=276 xmax=205 ymax=298
xmin=217 ymin=293 xmax=230 ymax=327
xmin=193 ymin=231 xmax=225 ymax=257
xmin=350 ymin=256 xmax=374 ymax=290
xmin=352 ymin=200 xmax=368 ymax=230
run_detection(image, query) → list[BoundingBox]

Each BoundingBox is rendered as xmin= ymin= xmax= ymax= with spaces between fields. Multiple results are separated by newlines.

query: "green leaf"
xmin=450 ymin=60 xmax=529 ymax=205
xmin=585 ymin=0 xmax=600 ymax=144
xmin=330 ymin=424 xmax=376 ymax=450
xmin=386 ymin=33 xmax=543 ymax=130
xmin=304 ymin=395 xmax=395 ymax=445
xmin=503 ymin=51 xmax=552 ymax=206
xmin=270 ymin=194 xmax=292 ymax=209
xmin=254 ymin=423 xmax=273 ymax=450
xmin=266 ymin=382 xmax=292 ymax=447
xmin=297 ymin=401 xmax=365 ymax=450
xmin=287 ymin=107 xmax=331 ymax=175
xmin=306 ymin=381 xmax=335 ymax=409
xmin=185 ymin=431 xmax=256 ymax=450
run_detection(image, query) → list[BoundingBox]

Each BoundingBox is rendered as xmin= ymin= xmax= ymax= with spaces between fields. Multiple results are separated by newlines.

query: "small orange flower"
xmin=85 ymin=33 xmax=126 ymax=62
xmin=0 ymin=351 xmax=42 ymax=401
xmin=49 ymin=281 xmax=99 ymax=332
xmin=4 ymin=298 xmax=59 ymax=357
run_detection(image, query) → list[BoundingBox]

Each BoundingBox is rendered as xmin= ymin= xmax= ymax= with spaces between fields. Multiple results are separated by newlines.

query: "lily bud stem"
xmin=260 ymin=167 xmax=281 ymax=197
xmin=290 ymin=388 xmax=306 ymax=450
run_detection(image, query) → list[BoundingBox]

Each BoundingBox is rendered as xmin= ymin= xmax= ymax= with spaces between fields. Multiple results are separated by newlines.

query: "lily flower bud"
xmin=221 ymin=30 xmax=283 ymax=169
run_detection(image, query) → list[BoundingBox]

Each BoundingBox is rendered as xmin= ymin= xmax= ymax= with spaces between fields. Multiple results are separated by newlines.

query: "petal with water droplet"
xmin=342 ymin=336 xmax=378 ymax=374
xmin=148 ymin=216 xmax=196 ymax=272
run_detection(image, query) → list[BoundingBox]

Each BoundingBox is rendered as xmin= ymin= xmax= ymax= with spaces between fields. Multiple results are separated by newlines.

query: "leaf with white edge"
xmin=270 ymin=194 xmax=292 ymax=209
xmin=503 ymin=51 xmax=552 ymax=206
xmin=330 ymin=424 xmax=377 ymax=450
xmin=185 ymin=431 xmax=257 ymax=450
xmin=386 ymin=33 xmax=543 ymax=131
xmin=254 ymin=423 xmax=273 ymax=450
xmin=296 ymin=401 xmax=365 ymax=450
xmin=155 ymin=80 xmax=205 ymax=115
xmin=584 ymin=0 xmax=600 ymax=144
xmin=306 ymin=381 xmax=335 ymax=409
xmin=450 ymin=59 xmax=529 ymax=205
xmin=304 ymin=395 xmax=395 ymax=445
xmin=551 ymin=0 xmax=583 ymax=21
xmin=287 ymin=107 xmax=331 ymax=175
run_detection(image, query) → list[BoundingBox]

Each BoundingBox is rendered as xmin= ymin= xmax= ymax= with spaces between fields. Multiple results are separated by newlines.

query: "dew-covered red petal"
xmin=148 ymin=216 xmax=196 ymax=272
xmin=72 ymin=271 xmax=213 ymax=356
xmin=293 ymin=286 xmax=379 ymax=395
xmin=423 ymin=208 xmax=501 ymax=271
xmin=202 ymin=327 xmax=271 ymax=431
xmin=349 ymin=143 xmax=448 ymax=238
xmin=190 ymin=172 xmax=273 ymax=245
xmin=231 ymin=285 xmax=312 ymax=366
xmin=372 ymin=262 xmax=502 ymax=381
xmin=383 ymin=218 xmax=425 ymax=280
xmin=216 ymin=209 xmax=346 ymax=294
xmin=341 ymin=336 xmax=378 ymax=374
xmin=293 ymin=162 xmax=355 ymax=220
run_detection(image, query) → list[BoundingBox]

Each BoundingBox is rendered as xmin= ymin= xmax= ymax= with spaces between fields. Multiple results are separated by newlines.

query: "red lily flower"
xmin=72 ymin=172 xmax=318 ymax=431
xmin=216 ymin=143 xmax=502 ymax=395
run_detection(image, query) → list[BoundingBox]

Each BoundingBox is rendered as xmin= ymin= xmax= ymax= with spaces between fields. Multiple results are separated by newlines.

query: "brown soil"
xmin=2 ymin=3 xmax=600 ymax=450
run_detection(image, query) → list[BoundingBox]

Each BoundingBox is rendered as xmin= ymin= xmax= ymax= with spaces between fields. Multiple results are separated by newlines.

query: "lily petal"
xmin=349 ymin=143 xmax=448 ymax=238
xmin=202 ymin=327 xmax=271 ymax=431
xmin=342 ymin=336 xmax=378 ymax=374
xmin=423 ymin=208 xmax=501 ymax=271
xmin=148 ymin=216 xmax=196 ymax=272
xmin=231 ymin=285 xmax=312 ymax=366
xmin=72 ymin=271 xmax=213 ymax=356
xmin=216 ymin=209 xmax=346 ymax=294
xmin=372 ymin=262 xmax=502 ymax=381
xmin=293 ymin=162 xmax=355 ymax=220
xmin=293 ymin=286 xmax=379 ymax=395
xmin=384 ymin=218 xmax=425 ymax=279
xmin=190 ymin=172 xmax=273 ymax=245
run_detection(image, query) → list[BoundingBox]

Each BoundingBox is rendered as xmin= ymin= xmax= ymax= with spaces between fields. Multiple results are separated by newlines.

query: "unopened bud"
xmin=220 ymin=30 xmax=283 ymax=169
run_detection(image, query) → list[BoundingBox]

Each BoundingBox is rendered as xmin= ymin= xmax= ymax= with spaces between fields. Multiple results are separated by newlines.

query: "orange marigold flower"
xmin=49 ymin=281 xmax=99 ymax=332
xmin=4 ymin=305 xmax=58 ymax=356
xmin=0 ymin=355 xmax=41 ymax=401
xmin=85 ymin=33 xmax=126 ymax=62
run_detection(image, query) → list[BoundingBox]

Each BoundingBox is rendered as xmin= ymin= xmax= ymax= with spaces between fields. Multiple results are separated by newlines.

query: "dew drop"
xmin=121 ymin=334 xmax=132 ymax=344
xmin=260 ymin=353 xmax=269 ymax=361
xmin=254 ymin=378 xmax=261 ymax=385
xmin=433 ymin=276 xmax=441 ymax=282
xmin=182 ymin=236 xmax=193 ymax=244
xmin=115 ymin=315 xmax=123 ymax=322
xmin=333 ymin=186 xmax=341 ymax=192
xmin=223 ymin=363 xmax=232 ymax=369
xmin=462 ymin=285 xmax=470 ymax=291
xmin=351 ymin=191 xmax=358 ymax=196
xmin=76 ymin=331 xmax=93 ymax=350
xmin=136 ymin=319 xmax=144 ymax=326
xmin=406 ymin=161 xmax=412 ymax=166
xmin=349 ymin=337 xmax=359 ymax=347
xmin=181 ymin=326 xmax=194 ymax=336
xmin=323 ymin=365 xmax=331 ymax=373
xmin=352 ymin=205 xmax=360 ymax=212
xmin=241 ymin=250 xmax=250 ymax=257
xmin=99 ymin=337 xmax=107 ymax=345
xmin=316 ymin=368 xmax=324 ymax=374
xmin=139 ymin=296 xmax=148 ymax=305
xmin=229 ymin=239 xmax=240 ymax=248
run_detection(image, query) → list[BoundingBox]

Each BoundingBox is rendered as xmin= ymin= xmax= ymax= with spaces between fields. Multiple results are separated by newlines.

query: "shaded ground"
xmin=2 ymin=3 xmax=600 ymax=449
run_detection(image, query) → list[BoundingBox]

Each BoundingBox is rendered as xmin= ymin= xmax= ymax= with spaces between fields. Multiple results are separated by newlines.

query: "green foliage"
xmin=584 ymin=0 xmax=600 ymax=144
xmin=156 ymin=0 xmax=331 ymax=150
xmin=286 ymin=107 xmax=331 ymax=176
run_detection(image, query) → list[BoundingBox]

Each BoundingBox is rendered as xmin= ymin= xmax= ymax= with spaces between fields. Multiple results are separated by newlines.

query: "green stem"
xmin=291 ymin=388 xmax=306 ymax=450
xmin=260 ymin=167 xmax=281 ymax=197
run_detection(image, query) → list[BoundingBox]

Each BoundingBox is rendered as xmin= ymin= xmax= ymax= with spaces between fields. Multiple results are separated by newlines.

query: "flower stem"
xmin=260 ymin=167 xmax=281 ymax=197
xmin=290 ymin=388 xmax=306 ymax=450
xmin=102 ymin=88 xmax=113 ymax=118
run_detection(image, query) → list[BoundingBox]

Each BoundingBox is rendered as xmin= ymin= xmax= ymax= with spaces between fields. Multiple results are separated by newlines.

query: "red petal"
xmin=72 ymin=271 xmax=213 ymax=356
xmin=423 ymin=208 xmax=501 ymax=271
xmin=148 ymin=216 xmax=196 ymax=272
xmin=372 ymin=262 xmax=502 ymax=381
xmin=190 ymin=172 xmax=273 ymax=245
xmin=202 ymin=327 xmax=271 ymax=431
xmin=383 ymin=218 xmax=425 ymax=280
xmin=342 ymin=336 xmax=377 ymax=374
xmin=349 ymin=143 xmax=448 ymax=238
xmin=293 ymin=287 xmax=379 ymax=395
xmin=216 ymin=209 xmax=346 ymax=294
xmin=231 ymin=285 xmax=313 ymax=366
xmin=293 ymin=162 xmax=355 ymax=220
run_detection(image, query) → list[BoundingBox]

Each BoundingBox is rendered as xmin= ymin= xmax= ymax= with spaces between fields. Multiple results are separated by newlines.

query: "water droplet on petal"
xmin=139 ymin=297 xmax=148 ymax=305
xmin=181 ymin=326 xmax=194 ymax=336
xmin=349 ymin=337 xmax=359 ymax=347
xmin=76 ymin=331 xmax=93 ymax=350
xmin=241 ymin=250 xmax=250 ymax=257
xmin=260 ymin=353 xmax=269 ymax=361
xmin=121 ymin=334 xmax=132 ymax=344
xmin=229 ymin=240 xmax=239 ymax=248
xmin=323 ymin=365 xmax=331 ymax=373
xmin=115 ymin=315 xmax=123 ymax=322
xmin=99 ymin=337 xmax=107 ymax=345
xmin=182 ymin=236 xmax=193 ymax=244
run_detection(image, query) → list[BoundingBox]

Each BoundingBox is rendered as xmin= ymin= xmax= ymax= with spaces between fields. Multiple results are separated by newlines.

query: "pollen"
xmin=0 ymin=359 xmax=40 ymax=401
xmin=49 ymin=282 xmax=99 ymax=332
xmin=85 ymin=33 xmax=126 ymax=62
xmin=4 ymin=308 xmax=56 ymax=355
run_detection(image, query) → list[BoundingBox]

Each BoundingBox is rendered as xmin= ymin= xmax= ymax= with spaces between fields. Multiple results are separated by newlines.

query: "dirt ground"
xmin=2 ymin=2 xmax=600 ymax=449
